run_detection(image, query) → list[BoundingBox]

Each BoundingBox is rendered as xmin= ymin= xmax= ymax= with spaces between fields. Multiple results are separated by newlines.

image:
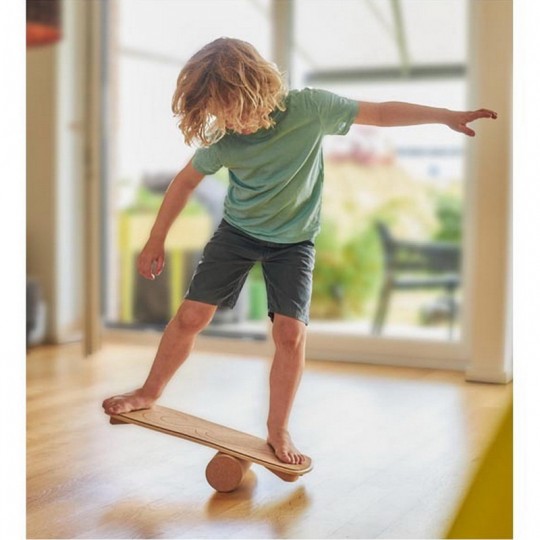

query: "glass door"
xmin=292 ymin=0 xmax=471 ymax=365
xmin=102 ymin=0 xmax=475 ymax=367
xmin=103 ymin=0 xmax=273 ymax=341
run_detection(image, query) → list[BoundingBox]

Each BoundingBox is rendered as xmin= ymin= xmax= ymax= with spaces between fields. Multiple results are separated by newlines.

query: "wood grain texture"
xmin=110 ymin=405 xmax=312 ymax=476
xmin=205 ymin=452 xmax=252 ymax=492
xmin=27 ymin=341 xmax=512 ymax=539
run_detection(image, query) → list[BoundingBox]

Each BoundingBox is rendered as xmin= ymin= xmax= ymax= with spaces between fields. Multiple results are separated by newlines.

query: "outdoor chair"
xmin=372 ymin=220 xmax=461 ymax=339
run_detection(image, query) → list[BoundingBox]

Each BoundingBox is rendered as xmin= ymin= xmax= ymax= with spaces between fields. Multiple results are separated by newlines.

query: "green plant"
xmin=432 ymin=193 xmax=462 ymax=242
xmin=341 ymin=224 xmax=383 ymax=316
xmin=311 ymin=219 xmax=383 ymax=319
xmin=247 ymin=262 xmax=267 ymax=320
xmin=312 ymin=220 xmax=340 ymax=311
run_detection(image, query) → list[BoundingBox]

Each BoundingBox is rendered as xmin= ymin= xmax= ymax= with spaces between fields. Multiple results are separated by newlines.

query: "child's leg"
xmin=266 ymin=313 xmax=307 ymax=465
xmin=102 ymin=299 xmax=217 ymax=415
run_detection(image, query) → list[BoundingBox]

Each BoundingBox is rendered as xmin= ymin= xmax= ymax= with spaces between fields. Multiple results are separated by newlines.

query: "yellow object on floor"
xmin=446 ymin=399 xmax=513 ymax=539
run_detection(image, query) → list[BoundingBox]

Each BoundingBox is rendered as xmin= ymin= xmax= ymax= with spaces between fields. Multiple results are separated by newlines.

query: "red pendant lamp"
xmin=27 ymin=0 xmax=62 ymax=47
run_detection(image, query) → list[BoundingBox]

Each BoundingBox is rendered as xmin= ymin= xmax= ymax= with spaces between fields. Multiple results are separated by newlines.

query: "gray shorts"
xmin=184 ymin=218 xmax=316 ymax=325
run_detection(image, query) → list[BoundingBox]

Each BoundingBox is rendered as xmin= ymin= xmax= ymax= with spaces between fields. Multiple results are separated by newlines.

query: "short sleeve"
xmin=192 ymin=145 xmax=223 ymax=175
xmin=304 ymin=88 xmax=359 ymax=136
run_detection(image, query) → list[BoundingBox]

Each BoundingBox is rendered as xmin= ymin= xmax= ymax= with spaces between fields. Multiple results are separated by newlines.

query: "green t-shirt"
xmin=191 ymin=88 xmax=358 ymax=243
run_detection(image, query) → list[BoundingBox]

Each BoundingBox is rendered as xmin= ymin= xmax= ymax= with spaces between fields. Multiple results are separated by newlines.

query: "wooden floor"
xmin=27 ymin=339 xmax=512 ymax=539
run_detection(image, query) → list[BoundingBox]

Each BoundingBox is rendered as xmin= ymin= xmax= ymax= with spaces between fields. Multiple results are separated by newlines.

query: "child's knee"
xmin=272 ymin=315 xmax=306 ymax=350
xmin=173 ymin=300 xmax=216 ymax=333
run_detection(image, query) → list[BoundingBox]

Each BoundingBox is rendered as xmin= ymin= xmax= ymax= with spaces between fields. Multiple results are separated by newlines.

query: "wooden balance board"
xmin=109 ymin=405 xmax=312 ymax=492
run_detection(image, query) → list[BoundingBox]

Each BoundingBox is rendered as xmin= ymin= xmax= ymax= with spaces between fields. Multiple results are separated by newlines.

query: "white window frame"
xmin=85 ymin=1 xmax=511 ymax=382
xmin=195 ymin=0 xmax=512 ymax=382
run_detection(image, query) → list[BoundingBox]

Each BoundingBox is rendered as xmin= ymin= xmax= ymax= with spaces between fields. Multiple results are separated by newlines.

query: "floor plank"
xmin=27 ymin=341 xmax=512 ymax=539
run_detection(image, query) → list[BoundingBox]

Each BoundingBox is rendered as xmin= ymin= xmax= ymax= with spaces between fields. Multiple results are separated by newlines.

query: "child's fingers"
xmin=155 ymin=255 xmax=165 ymax=275
xmin=460 ymin=124 xmax=476 ymax=137
xmin=481 ymin=108 xmax=497 ymax=119
xmin=471 ymin=109 xmax=498 ymax=120
xmin=137 ymin=254 xmax=155 ymax=280
xmin=137 ymin=247 xmax=165 ymax=280
xmin=151 ymin=257 xmax=163 ymax=279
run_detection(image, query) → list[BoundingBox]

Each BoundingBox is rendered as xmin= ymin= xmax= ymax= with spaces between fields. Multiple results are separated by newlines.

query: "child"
xmin=103 ymin=37 xmax=497 ymax=464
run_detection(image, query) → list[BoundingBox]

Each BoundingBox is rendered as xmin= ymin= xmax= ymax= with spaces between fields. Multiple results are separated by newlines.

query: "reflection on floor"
xmin=208 ymin=318 xmax=461 ymax=342
xmin=27 ymin=342 xmax=510 ymax=539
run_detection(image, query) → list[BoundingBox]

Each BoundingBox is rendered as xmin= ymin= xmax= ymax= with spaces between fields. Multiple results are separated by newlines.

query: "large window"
xmin=104 ymin=0 xmax=273 ymax=338
xmin=293 ymin=0 xmax=468 ymax=343
xmin=103 ymin=0 xmax=472 ymax=359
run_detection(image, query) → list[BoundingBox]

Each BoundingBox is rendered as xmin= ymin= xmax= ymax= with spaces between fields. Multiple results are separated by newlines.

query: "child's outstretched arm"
xmin=354 ymin=101 xmax=497 ymax=137
xmin=137 ymin=158 xmax=205 ymax=280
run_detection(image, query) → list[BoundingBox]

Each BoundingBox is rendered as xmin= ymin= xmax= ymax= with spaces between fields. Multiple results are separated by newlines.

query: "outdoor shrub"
xmin=432 ymin=192 xmax=462 ymax=243
xmin=312 ymin=219 xmax=383 ymax=319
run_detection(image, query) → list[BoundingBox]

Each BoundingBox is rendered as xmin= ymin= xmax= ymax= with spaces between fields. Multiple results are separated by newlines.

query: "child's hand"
xmin=446 ymin=108 xmax=498 ymax=137
xmin=137 ymin=237 xmax=165 ymax=280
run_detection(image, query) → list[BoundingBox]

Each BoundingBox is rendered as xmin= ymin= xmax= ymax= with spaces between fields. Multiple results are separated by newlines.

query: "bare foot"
xmin=267 ymin=428 xmax=307 ymax=465
xmin=102 ymin=389 xmax=156 ymax=415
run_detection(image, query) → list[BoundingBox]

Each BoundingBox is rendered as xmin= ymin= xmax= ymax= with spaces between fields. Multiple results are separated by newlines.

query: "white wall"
xmin=27 ymin=0 xmax=85 ymax=343
xmin=55 ymin=0 xmax=85 ymax=342
xmin=27 ymin=43 xmax=58 ymax=342
xmin=463 ymin=0 xmax=513 ymax=382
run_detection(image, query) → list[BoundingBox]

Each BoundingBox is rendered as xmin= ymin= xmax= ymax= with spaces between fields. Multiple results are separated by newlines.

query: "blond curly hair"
xmin=171 ymin=37 xmax=288 ymax=147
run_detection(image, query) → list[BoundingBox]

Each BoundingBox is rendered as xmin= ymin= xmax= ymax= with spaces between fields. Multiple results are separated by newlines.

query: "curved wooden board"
xmin=109 ymin=405 xmax=312 ymax=476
